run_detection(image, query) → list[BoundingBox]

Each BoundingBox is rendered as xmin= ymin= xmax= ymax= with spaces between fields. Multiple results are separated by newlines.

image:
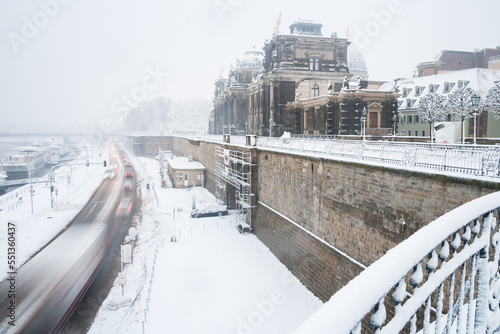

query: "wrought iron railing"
xmin=256 ymin=138 xmax=500 ymax=178
xmin=180 ymin=135 xmax=500 ymax=178
xmin=290 ymin=134 xmax=339 ymax=140
xmin=292 ymin=191 xmax=500 ymax=334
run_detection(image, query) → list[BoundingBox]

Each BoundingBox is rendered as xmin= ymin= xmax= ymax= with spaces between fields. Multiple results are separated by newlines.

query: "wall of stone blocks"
xmin=256 ymin=150 xmax=499 ymax=269
xmin=128 ymin=135 xmax=500 ymax=302
xmin=129 ymin=136 xmax=173 ymax=157
xmin=254 ymin=203 xmax=365 ymax=302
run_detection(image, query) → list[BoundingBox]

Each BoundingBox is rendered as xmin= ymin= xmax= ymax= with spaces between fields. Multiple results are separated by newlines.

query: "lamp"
xmin=362 ymin=107 xmax=367 ymax=141
xmin=471 ymin=94 xmax=480 ymax=144
xmin=392 ymin=114 xmax=398 ymax=136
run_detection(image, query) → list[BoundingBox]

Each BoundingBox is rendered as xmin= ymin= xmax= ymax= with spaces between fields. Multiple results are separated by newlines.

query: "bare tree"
xmin=123 ymin=96 xmax=211 ymax=134
xmin=418 ymin=93 xmax=447 ymax=143
xmin=154 ymin=96 xmax=172 ymax=134
xmin=446 ymin=87 xmax=479 ymax=144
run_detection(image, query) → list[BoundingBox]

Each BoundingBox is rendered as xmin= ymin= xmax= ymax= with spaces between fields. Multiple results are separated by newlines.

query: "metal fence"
xmin=177 ymin=134 xmax=500 ymax=179
xmin=256 ymin=138 xmax=500 ymax=179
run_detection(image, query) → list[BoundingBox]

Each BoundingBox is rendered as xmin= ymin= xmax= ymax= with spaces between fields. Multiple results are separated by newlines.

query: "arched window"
xmin=311 ymin=84 xmax=319 ymax=98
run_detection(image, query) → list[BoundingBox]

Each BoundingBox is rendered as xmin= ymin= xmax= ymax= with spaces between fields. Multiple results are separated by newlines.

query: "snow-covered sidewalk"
xmin=88 ymin=153 xmax=323 ymax=334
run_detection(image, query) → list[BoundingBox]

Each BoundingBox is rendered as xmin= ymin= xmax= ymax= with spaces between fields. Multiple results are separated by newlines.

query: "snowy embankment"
xmin=88 ymin=153 xmax=322 ymax=334
xmin=0 ymin=145 xmax=107 ymax=281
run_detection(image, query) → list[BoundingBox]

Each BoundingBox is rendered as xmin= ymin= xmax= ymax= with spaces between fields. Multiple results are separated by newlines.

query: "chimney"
xmin=473 ymin=49 xmax=479 ymax=68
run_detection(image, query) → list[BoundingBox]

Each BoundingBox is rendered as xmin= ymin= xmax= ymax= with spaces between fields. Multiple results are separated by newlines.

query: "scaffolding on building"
xmin=214 ymin=146 xmax=254 ymax=233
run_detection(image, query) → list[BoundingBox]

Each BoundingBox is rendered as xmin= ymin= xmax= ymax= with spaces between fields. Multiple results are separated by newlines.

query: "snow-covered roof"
xmin=380 ymin=68 xmax=500 ymax=111
xmin=167 ymin=156 xmax=205 ymax=171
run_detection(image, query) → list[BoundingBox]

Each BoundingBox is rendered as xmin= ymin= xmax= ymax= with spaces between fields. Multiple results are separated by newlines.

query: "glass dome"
xmin=347 ymin=46 xmax=369 ymax=79
xmin=237 ymin=50 xmax=264 ymax=68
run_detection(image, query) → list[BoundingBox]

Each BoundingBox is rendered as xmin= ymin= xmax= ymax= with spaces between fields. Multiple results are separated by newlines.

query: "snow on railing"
xmin=182 ymin=135 xmax=500 ymax=178
xmin=292 ymin=191 xmax=500 ymax=334
xmin=256 ymin=137 xmax=500 ymax=179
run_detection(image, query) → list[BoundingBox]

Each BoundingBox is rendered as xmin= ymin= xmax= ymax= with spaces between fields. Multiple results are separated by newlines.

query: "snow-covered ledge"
xmin=256 ymin=137 xmax=500 ymax=181
xmin=293 ymin=192 xmax=500 ymax=334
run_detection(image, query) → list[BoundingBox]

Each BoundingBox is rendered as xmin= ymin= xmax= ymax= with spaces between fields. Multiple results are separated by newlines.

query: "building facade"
xmin=416 ymin=47 xmax=500 ymax=77
xmin=210 ymin=20 xmax=399 ymax=137
xmin=386 ymin=68 xmax=500 ymax=140
xmin=166 ymin=156 xmax=206 ymax=188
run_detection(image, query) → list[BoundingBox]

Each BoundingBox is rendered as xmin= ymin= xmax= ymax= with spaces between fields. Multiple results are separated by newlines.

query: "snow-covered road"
xmin=86 ymin=151 xmax=323 ymax=334
xmin=0 ymin=142 xmax=322 ymax=333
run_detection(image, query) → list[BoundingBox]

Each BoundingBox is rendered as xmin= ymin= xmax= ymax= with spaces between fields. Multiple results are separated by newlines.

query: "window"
xmin=406 ymin=99 xmax=412 ymax=108
xmin=185 ymin=173 xmax=188 ymax=181
xmin=311 ymin=84 xmax=319 ymax=98
xmin=414 ymin=115 xmax=419 ymax=123
xmin=408 ymin=131 xmax=412 ymax=136
xmin=458 ymin=80 xmax=470 ymax=89
xmin=402 ymin=88 xmax=408 ymax=98
xmin=480 ymin=116 xmax=487 ymax=127
xmin=402 ymin=87 xmax=412 ymax=98
xmin=422 ymin=130 xmax=425 ymax=137
xmin=446 ymin=114 xmax=452 ymax=122
xmin=401 ymin=116 xmax=405 ymax=124
xmin=443 ymin=82 xmax=455 ymax=93
xmin=415 ymin=86 xmax=425 ymax=96
xmin=408 ymin=115 xmax=412 ymax=124
xmin=309 ymin=58 xmax=320 ymax=71
xmin=429 ymin=84 xmax=440 ymax=93
xmin=415 ymin=130 xmax=419 ymax=136
xmin=177 ymin=173 xmax=183 ymax=181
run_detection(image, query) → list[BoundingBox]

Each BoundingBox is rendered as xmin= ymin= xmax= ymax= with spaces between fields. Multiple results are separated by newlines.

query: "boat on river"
xmin=1 ymin=144 xmax=51 ymax=179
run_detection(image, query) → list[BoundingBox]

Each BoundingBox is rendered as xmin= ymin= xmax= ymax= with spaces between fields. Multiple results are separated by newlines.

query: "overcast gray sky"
xmin=1 ymin=0 xmax=499 ymax=133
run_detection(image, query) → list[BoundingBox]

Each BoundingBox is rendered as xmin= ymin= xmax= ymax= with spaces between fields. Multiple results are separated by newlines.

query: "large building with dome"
xmin=209 ymin=20 xmax=399 ymax=136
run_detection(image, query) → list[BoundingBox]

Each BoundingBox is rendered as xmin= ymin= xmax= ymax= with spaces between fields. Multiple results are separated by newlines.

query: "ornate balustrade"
xmin=256 ymin=137 xmax=500 ymax=179
xmin=292 ymin=191 xmax=500 ymax=334
xmin=187 ymin=134 xmax=500 ymax=178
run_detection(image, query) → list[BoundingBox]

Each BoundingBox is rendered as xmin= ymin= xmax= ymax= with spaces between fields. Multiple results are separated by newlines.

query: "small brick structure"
xmin=166 ymin=156 xmax=205 ymax=188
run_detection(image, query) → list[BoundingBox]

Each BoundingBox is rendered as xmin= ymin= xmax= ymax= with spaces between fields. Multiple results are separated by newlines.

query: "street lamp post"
xmin=362 ymin=107 xmax=367 ymax=141
xmin=29 ymin=155 xmax=48 ymax=214
xmin=471 ymin=94 xmax=481 ymax=145
xmin=392 ymin=114 xmax=398 ymax=136
xmin=50 ymin=168 xmax=55 ymax=208
xmin=269 ymin=118 xmax=272 ymax=138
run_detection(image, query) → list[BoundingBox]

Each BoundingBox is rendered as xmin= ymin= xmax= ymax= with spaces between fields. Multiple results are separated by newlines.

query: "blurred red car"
xmin=123 ymin=180 xmax=132 ymax=191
